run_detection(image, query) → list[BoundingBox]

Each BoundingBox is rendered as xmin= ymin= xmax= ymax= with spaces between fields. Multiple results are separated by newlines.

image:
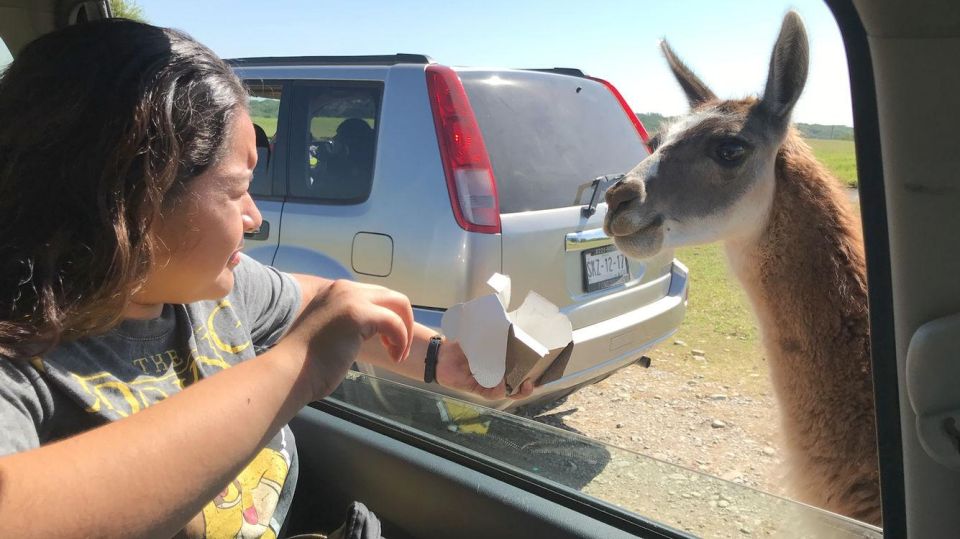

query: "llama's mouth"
xmin=605 ymin=213 xmax=665 ymax=259
xmin=604 ymin=207 xmax=663 ymax=238
xmin=633 ymin=214 xmax=664 ymax=236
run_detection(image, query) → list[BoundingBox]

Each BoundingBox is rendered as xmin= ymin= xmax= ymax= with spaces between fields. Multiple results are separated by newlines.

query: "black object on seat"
xmin=328 ymin=118 xmax=374 ymax=181
xmin=253 ymin=123 xmax=272 ymax=166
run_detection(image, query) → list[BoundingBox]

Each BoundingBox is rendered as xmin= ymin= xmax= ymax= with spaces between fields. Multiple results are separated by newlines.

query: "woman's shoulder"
xmin=186 ymin=254 xmax=297 ymax=323
xmin=232 ymin=253 xmax=283 ymax=288
xmin=0 ymin=355 xmax=46 ymax=384
xmin=0 ymin=355 xmax=54 ymax=423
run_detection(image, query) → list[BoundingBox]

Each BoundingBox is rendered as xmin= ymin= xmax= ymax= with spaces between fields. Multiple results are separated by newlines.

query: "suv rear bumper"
xmin=357 ymin=259 xmax=689 ymax=412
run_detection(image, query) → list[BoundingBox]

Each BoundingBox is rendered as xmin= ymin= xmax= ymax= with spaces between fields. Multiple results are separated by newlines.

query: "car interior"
xmin=1 ymin=0 xmax=958 ymax=537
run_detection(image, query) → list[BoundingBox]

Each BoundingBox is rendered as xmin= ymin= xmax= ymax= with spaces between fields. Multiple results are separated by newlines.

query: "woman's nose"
xmin=242 ymin=196 xmax=263 ymax=232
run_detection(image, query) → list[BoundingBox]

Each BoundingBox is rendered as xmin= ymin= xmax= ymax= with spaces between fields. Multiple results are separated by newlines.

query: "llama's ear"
xmin=660 ymin=40 xmax=717 ymax=109
xmin=760 ymin=11 xmax=809 ymax=123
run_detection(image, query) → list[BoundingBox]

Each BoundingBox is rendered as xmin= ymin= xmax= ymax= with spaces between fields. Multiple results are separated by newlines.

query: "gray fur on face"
xmin=605 ymin=12 xmax=809 ymax=259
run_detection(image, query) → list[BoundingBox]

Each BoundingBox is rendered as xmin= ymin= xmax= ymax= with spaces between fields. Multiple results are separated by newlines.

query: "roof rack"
xmin=524 ymin=67 xmax=587 ymax=78
xmin=227 ymin=54 xmax=433 ymax=67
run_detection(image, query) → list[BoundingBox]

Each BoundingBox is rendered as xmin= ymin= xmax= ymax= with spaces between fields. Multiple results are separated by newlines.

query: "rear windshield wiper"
xmin=581 ymin=173 xmax=625 ymax=218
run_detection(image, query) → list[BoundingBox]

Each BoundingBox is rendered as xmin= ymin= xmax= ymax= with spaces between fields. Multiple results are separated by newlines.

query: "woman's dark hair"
xmin=0 ymin=19 xmax=248 ymax=358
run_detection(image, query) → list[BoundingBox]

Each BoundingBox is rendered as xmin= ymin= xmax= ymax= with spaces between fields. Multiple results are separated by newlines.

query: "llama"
xmin=602 ymin=12 xmax=881 ymax=525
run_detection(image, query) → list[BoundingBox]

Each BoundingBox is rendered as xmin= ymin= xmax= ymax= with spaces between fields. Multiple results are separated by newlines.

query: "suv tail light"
xmin=426 ymin=65 xmax=501 ymax=234
xmin=589 ymin=76 xmax=652 ymax=151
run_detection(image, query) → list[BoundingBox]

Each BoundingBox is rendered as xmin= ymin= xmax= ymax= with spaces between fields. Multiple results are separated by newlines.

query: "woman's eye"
xmin=715 ymin=142 xmax=746 ymax=163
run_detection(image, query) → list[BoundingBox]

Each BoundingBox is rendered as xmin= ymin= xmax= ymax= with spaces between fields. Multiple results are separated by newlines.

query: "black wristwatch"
xmin=423 ymin=335 xmax=443 ymax=384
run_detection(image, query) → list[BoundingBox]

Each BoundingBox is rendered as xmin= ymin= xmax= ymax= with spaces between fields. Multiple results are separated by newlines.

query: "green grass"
xmin=676 ymin=245 xmax=757 ymax=343
xmin=251 ymin=115 xmax=278 ymax=139
xmin=652 ymin=243 xmax=769 ymax=393
xmin=806 ymin=138 xmax=858 ymax=188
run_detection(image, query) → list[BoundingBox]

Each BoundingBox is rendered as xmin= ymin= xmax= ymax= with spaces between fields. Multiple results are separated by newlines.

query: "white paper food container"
xmin=440 ymin=274 xmax=574 ymax=395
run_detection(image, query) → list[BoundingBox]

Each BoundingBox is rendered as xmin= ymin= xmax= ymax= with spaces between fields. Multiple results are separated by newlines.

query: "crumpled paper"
xmin=441 ymin=274 xmax=574 ymax=393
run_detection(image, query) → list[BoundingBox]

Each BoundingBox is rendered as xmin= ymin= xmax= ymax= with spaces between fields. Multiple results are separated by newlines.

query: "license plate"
xmin=582 ymin=244 xmax=629 ymax=292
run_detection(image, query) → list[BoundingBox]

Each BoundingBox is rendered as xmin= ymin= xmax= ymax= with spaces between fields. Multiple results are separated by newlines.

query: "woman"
xmin=0 ymin=19 xmax=531 ymax=538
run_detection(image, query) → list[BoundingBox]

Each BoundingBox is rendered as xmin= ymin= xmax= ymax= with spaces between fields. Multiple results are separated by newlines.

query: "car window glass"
xmin=247 ymin=82 xmax=283 ymax=197
xmin=213 ymin=2 xmax=869 ymax=534
xmin=323 ymin=1 xmax=873 ymax=534
xmin=330 ymin=373 xmax=881 ymax=538
xmin=291 ymin=84 xmax=381 ymax=203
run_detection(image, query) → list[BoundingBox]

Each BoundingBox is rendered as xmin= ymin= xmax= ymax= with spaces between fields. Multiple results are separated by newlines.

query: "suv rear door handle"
xmin=244 ymin=220 xmax=270 ymax=241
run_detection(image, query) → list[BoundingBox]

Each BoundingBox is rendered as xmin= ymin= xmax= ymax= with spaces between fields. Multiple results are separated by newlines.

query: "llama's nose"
xmin=605 ymin=177 xmax=645 ymax=213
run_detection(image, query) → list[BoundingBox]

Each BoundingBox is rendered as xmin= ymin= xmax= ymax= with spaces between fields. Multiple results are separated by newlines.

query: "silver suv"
xmin=232 ymin=54 xmax=689 ymax=410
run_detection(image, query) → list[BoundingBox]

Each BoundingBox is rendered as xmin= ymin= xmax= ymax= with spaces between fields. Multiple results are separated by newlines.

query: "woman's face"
xmin=129 ymin=109 xmax=262 ymax=314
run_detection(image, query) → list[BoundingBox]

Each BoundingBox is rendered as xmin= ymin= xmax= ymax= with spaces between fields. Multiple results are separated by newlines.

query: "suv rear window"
xmin=460 ymin=70 xmax=649 ymax=214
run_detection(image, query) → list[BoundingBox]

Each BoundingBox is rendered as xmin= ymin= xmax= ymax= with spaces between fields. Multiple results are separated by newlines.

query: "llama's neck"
xmin=724 ymin=132 xmax=874 ymax=434
xmin=722 ymin=132 xmax=879 ymax=522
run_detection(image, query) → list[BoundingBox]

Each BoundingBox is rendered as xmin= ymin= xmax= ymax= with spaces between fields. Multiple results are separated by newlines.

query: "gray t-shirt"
xmin=0 ymin=253 xmax=302 ymax=539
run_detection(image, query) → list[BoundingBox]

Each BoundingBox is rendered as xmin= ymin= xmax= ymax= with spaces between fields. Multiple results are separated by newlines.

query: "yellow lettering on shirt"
xmin=68 ymin=302 xmax=254 ymax=418
xmin=151 ymin=353 xmax=168 ymax=372
xmin=132 ymin=358 xmax=148 ymax=373
xmin=167 ymin=350 xmax=182 ymax=368
xmin=206 ymin=300 xmax=252 ymax=355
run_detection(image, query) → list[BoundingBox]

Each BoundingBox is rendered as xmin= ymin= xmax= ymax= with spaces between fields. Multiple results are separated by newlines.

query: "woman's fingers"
xmin=339 ymin=283 xmax=414 ymax=362
xmin=508 ymin=379 xmax=536 ymax=400
xmin=393 ymin=292 xmax=414 ymax=360
xmin=362 ymin=287 xmax=414 ymax=361
xmin=403 ymin=301 xmax=415 ymax=361
xmin=365 ymin=304 xmax=410 ymax=363
xmin=474 ymin=380 xmax=507 ymax=400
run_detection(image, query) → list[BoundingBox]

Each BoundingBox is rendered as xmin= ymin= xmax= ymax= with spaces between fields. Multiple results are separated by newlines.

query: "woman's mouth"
xmin=228 ymin=248 xmax=242 ymax=267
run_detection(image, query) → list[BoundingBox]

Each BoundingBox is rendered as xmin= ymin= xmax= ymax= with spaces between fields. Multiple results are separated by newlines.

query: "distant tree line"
xmin=793 ymin=123 xmax=854 ymax=140
xmin=636 ymin=112 xmax=853 ymax=141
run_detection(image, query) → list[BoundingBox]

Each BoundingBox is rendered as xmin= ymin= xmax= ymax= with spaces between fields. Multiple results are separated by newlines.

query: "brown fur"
xmin=727 ymin=130 xmax=880 ymax=525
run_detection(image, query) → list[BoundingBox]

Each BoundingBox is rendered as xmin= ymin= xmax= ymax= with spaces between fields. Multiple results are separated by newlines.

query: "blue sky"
xmin=2 ymin=1 xmax=853 ymax=125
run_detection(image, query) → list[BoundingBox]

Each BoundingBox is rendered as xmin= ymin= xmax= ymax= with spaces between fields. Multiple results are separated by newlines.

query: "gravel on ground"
xmin=521 ymin=349 xmax=881 ymax=538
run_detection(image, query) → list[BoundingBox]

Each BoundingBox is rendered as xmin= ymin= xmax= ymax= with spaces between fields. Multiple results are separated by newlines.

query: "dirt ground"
xmin=520 ymin=344 xmax=881 ymax=538
xmin=529 ymin=357 xmax=787 ymax=496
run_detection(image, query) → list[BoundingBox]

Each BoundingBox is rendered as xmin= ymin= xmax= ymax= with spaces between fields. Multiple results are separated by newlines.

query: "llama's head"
xmin=604 ymin=11 xmax=809 ymax=259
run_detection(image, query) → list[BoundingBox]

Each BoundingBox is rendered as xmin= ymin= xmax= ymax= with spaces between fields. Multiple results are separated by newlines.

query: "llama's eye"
xmin=715 ymin=141 xmax=746 ymax=163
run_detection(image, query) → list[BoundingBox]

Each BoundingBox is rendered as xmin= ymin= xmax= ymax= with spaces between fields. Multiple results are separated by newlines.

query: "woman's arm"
xmin=292 ymin=274 xmax=534 ymax=400
xmin=0 ymin=278 xmax=413 ymax=538
xmin=0 ymin=346 xmax=312 ymax=538
xmin=357 ymin=323 xmax=535 ymax=400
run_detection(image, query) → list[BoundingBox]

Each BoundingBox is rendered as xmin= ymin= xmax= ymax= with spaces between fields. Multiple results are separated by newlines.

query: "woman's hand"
xmin=278 ymin=280 xmax=415 ymax=402
xmin=435 ymin=339 xmax=535 ymax=401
